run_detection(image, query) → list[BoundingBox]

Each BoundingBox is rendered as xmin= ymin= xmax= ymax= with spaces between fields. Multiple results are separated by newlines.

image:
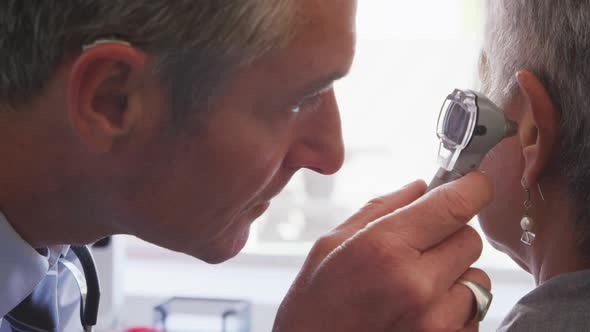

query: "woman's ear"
xmin=516 ymin=70 xmax=560 ymax=186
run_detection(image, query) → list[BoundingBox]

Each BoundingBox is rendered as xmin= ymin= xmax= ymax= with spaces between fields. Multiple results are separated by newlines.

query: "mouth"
xmin=246 ymin=172 xmax=296 ymax=221
xmin=249 ymin=201 xmax=271 ymax=220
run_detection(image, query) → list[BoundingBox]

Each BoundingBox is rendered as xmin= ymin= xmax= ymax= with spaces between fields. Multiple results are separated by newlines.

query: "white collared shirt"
xmin=0 ymin=212 xmax=81 ymax=331
xmin=0 ymin=212 xmax=51 ymax=319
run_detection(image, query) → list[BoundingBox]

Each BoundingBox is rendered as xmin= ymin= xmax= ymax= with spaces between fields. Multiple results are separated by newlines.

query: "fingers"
xmin=393 ymin=268 xmax=491 ymax=331
xmin=374 ymin=171 xmax=493 ymax=252
xmin=454 ymin=268 xmax=492 ymax=325
xmin=421 ymin=225 xmax=483 ymax=292
xmin=335 ymin=180 xmax=426 ymax=235
xmin=308 ymin=180 xmax=426 ymax=263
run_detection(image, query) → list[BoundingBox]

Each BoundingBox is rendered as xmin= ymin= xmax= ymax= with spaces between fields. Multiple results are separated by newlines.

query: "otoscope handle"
xmin=426 ymin=167 xmax=464 ymax=192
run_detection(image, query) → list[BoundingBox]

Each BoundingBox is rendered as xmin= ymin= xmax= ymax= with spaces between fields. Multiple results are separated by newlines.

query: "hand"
xmin=273 ymin=172 xmax=494 ymax=332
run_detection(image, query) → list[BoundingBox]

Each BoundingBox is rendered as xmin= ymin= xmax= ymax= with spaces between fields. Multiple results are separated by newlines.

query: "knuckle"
xmin=473 ymin=171 xmax=495 ymax=201
xmin=347 ymin=233 xmax=395 ymax=269
xmin=310 ymin=234 xmax=340 ymax=257
xmin=361 ymin=190 xmax=405 ymax=215
xmin=397 ymin=275 xmax=435 ymax=312
xmin=367 ymin=196 xmax=387 ymax=206
xmin=440 ymin=185 xmax=476 ymax=222
xmin=355 ymin=231 xmax=411 ymax=267
xmin=362 ymin=196 xmax=388 ymax=213
xmin=480 ymin=273 xmax=492 ymax=290
xmin=331 ymin=232 xmax=439 ymax=313
xmin=352 ymin=236 xmax=432 ymax=306
xmin=348 ymin=234 xmax=428 ymax=298
xmin=465 ymin=268 xmax=492 ymax=290
xmin=463 ymin=226 xmax=484 ymax=256
xmin=344 ymin=197 xmax=389 ymax=226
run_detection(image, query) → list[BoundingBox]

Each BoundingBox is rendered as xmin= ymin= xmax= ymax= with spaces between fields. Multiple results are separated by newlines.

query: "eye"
xmin=291 ymin=89 xmax=329 ymax=113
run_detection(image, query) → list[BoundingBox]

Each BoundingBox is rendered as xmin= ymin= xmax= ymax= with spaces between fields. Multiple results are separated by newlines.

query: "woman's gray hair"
xmin=0 ymin=1 xmax=295 ymax=114
xmin=481 ymin=0 xmax=590 ymax=251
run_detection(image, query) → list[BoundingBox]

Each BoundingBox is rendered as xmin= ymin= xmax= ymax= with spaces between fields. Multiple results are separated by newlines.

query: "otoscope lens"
xmin=435 ymin=89 xmax=478 ymax=171
xmin=443 ymin=102 xmax=470 ymax=145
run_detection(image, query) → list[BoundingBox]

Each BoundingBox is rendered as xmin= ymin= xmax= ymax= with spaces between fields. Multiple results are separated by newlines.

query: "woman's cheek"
xmin=478 ymin=137 xmax=524 ymax=248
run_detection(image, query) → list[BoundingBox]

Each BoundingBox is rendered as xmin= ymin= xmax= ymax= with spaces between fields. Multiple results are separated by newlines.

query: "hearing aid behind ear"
xmin=427 ymin=89 xmax=518 ymax=192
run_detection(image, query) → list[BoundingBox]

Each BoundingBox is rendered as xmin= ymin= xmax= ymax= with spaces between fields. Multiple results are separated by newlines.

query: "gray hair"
xmin=0 ymin=1 xmax=295 ymax=115
xmin=481 ymin=0 xmax=590 ymax=251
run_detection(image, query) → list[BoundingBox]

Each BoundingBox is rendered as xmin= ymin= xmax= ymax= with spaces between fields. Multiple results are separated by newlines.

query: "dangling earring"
xmin=520 ymin=177 xmax=536 ymax=246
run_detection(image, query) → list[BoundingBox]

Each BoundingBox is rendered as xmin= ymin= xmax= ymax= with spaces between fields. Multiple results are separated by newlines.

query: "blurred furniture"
xmin=153 ymin=297 xmax=251 ymax=332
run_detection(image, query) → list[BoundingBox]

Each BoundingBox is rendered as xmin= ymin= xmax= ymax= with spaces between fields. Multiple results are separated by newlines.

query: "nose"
xmin=284 ymin=90 xmax=345 ymax=175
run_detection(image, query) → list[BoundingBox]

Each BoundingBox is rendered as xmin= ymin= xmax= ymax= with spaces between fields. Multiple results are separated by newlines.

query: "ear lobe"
xmin=515 ymin=70 xmax=560 ymax=186
xmin=68 ymin=43 xmax=146 ymax=153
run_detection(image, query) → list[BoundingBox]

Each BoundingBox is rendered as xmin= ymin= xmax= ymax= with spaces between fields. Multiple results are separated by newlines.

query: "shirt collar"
xmin=0 ymin=211 xmax=65 ymax=317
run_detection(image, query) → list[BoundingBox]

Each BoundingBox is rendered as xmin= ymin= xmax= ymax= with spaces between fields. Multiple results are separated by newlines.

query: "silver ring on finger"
xmin=458 ymin=279 xmax=493 ymax=322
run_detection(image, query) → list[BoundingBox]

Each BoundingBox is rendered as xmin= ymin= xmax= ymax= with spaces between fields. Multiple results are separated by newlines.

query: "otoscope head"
xmin=435 ymin=89 xmax=517 ymax=174
xmin=427 ymin=89 xmax=518 ymax=192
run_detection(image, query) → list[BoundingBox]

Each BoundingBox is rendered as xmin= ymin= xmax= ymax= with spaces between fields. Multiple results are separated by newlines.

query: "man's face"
xmin=118 ymin=0 xmax=357 ymax=262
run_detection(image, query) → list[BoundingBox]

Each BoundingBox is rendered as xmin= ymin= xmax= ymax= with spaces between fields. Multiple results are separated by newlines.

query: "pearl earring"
xmin=520 ymin=178 xmax=536 ymax=246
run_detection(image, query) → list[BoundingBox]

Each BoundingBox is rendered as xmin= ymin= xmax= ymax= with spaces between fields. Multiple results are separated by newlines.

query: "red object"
xmin=125 ymin=328 xmax=163 ymax=332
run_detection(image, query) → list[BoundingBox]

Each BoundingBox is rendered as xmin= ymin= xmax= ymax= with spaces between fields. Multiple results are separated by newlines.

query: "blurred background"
xmin=94 ymin=1 xmax=534 ymax=331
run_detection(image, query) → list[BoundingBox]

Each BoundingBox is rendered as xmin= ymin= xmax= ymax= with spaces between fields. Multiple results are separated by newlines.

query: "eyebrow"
xmin=298 ymin=69 xmax=351 ymax=99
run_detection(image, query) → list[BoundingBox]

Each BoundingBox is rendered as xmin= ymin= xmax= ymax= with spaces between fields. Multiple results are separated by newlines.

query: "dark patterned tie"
xmin=4 ymin=263 xmax=59 ymax=332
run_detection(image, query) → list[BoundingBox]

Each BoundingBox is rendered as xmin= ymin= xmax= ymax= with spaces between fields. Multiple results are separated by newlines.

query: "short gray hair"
xmin=0 ymin=1 xmax=295 ymax=114
xmin=481 ymin=0 xmax=590 ymax=251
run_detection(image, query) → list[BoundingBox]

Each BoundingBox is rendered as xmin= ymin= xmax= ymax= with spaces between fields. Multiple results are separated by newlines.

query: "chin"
xmin=479 ymin=221 xmax=532 ymax=273
xmin=484 ymin=234 xmax=506 ymax=252
xmin=479 ymin=226 xmax=508 ymax=254
xmin=198 ymin=226 xmax=251 ymax=264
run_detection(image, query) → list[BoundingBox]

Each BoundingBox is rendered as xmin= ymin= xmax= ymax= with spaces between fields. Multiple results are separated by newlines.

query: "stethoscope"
xmin=59 ymin=246 xmax=100 ymax=332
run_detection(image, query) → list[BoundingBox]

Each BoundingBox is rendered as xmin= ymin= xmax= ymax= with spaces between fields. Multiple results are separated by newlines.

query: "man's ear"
xmin=516 ymin=70 xmax=560 ymax=186
xmin=68 ymin=42 xmax=147 ymax=153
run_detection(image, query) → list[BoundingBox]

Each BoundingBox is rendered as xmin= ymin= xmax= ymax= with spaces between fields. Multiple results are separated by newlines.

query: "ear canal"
xmin=505 ymin=119 xmax=518 ymax=138
xmin=118 ymin=95 xmax=128 ymax=110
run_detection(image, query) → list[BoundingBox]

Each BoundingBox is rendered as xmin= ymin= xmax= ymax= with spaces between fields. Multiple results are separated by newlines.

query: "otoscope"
xmin=427 ymin=89 xmax=518 ymax=192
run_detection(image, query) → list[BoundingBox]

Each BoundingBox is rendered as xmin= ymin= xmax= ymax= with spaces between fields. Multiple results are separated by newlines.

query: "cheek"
xmin=126 ymin=136 xmax=287 ymax=256
xmin=478 ymin=136 xmax=524 ymax=249
xmin=228 ymin=151 xmax=284 ymax=206
xmin=196 ymin=144 xmax=285 ymax=220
